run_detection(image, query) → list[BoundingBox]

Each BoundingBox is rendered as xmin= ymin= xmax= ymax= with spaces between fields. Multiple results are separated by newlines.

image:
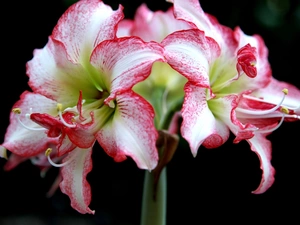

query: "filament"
xmin=12 ymin=108 xmax=47 ymax=131
xmin=236 ymin=89 xmax=288 ymax=116
xmin=45 ymin=148 xmax=75 ymax=168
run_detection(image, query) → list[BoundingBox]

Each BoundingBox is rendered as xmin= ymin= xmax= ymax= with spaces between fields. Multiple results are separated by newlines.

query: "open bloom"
xmin=0 ymin=0 xmax=165 ymax=214
xmin=119 ymin=0 xmax=300 ymax=194
xmin=162 ymin=0 xmax=300 ymax=193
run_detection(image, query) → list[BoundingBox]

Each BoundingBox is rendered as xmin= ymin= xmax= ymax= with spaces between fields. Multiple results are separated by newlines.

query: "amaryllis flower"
xmin=0 ymin=0 xmax=165 ymax=214
xmin=163 ymin=0 xmax=300 ymax=193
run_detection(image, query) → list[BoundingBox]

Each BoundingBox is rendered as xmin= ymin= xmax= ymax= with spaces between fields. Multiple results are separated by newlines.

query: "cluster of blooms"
xmin=1 ymin=0 xmax=299 ymax=215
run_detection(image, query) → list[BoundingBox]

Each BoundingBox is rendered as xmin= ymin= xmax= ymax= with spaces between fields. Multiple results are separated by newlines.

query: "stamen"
xmin=236 ymin=88 xmax=288 ymax=116
xmin=45 ymin=148 xmax=74 ymax=168
xmin=57 ymin=103 xmax=76 ymax=128
xmin=12 ymin=108 xmax=46 ymax=131
xmin=255 ymin=107 xmax=288 ymax=134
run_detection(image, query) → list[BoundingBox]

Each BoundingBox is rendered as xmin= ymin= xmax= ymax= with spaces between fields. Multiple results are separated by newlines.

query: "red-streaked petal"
xmin=90 ymin=36 xmax=165 ymax=103
xmin=169 ymin=0 xmax=237 ymax=53
xmin=27 ymin=37 xmax=99 ymax=103
xmin=118 ymin=4 xmax=190 ymax=42
xmin=181 ymin=83 xmax=229 ymax=155
xmin=167 ymin=0 xmax=211 ymax=30
xmin=96 ymin=90 xmax=158 ymax=170
xmin=202 ymin=118 xmax=230 ymax=149
xmin=246 ymin=134 xmax=275 ymax=194
xmin=65 ymin=126 xmax=96 ymax=149
xmin=162 ymin=29 xmax=220 ymax=88
xmin=1 ymin=91 xmax=58 ymax=157
xmin=52 ymin=0 xmax=124 ymax=63
xmin=117 ymin=19 xmax=134 ymax=37
xmin=60 ymin=147 xmax=94 ymax=214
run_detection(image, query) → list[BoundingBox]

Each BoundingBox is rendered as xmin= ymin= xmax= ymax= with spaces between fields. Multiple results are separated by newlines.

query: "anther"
xmin=282 ymin=88 xmax=288 ymax=95
xmin=12 ymin=108 xmax=21 ymax=114
xmin=280 ymin=106 xmax=289 ymax=114
xmin=57 ymin=103 xmax=63 ymax=112
xmin=45 ymin=148 xmax=52 ymax=157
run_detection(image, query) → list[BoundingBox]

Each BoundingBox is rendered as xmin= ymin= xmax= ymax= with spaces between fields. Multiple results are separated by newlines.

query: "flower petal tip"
xmin=0 ymin=146 xmax=8 ymax=160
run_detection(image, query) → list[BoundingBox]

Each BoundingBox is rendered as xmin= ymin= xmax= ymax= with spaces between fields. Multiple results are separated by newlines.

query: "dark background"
xmin=1 ymin=0 xmax=299 ymax=224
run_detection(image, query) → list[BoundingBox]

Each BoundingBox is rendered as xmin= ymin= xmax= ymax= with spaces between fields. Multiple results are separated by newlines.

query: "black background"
xmin=1 ymin=0 xmax=300 ymax=224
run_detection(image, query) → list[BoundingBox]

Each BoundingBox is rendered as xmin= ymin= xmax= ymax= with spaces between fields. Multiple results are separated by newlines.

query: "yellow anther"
xmin=280 ymin=107 xmax=289 ymax=114
xmin=45 ymin=148 xmax=52 ymax=157
xmin=57 ymin=103 xmax=63 ymax=112
xmin=282 ymin=88 xmax=288 ymax=95
xmin=250 ymin=61 xmax=256 ymax=66
xmin=12 ymin=108 xmax=21 ymax=114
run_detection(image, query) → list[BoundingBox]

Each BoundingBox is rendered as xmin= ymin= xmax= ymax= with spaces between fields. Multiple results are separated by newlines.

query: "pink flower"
xmin=164 ymin=0 xmax=300 ymax=193
xmin=0 ymin=0 xmax=165 ymax=214
xmin=118 ymin=0 xmax=300 ymax=194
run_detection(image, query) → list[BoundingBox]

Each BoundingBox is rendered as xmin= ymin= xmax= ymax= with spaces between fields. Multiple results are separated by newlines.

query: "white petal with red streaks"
xmin=167 ymin=0 xmax=211 ymax=31
xmin=181 ymin=83 xmax=222 ymax=155
xmin=60 ymin=147 xmax=94 ymax=214
xmin=52 ymin=0 xmax=124 ymax=63
xmin=27 ymin=38 xmax=99 ymax=103
xmin=1 ymin=91 xmax=58 ymax=157
xmin=96 ymin=91 xmax=158 ymax=170
xmin=117 ymin=4 xmax=190 ymax=42
xmin=162 ymin=29 xmax=220 ymax=87
xmin=90 ymin=37 xmax=165 ymax=102
xmin=168 ymin=0 xmax=237 ymax=52
xmin=246 ymin=134 xmax=275 ymax=194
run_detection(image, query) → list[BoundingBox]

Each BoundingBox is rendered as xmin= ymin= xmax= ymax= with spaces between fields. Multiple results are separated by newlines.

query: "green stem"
xmin=140 ymin=168 xmax=167 ymax=225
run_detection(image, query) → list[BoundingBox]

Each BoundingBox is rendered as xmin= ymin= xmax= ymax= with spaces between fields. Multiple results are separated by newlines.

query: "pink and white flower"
xmin=0 ymin=0 xmax=165 ymax=214
xmin=164 ymin=0 xmax=300 ymax=193
xmin=118 ymin=0 xmax=300 ymax=194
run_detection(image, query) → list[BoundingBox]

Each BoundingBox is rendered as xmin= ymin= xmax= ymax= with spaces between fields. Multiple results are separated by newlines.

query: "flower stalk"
xmin=141 ymin=168 xmax=167 ymax=225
